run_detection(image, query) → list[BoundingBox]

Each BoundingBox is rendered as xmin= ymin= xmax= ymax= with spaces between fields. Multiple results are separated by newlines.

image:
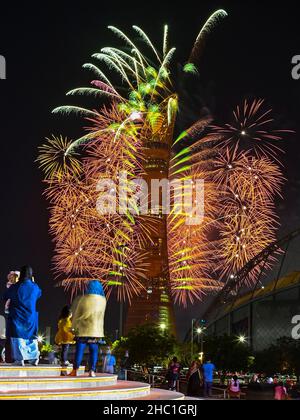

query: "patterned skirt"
xmin=11 ymin=338 xmax=40 ymax=361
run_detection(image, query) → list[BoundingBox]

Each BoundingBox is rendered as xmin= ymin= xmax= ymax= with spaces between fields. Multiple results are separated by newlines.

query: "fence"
xmin=124 ymin=370 xmax=227 ymax=398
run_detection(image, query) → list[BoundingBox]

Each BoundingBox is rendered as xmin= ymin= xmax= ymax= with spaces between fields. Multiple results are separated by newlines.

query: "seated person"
xmin=227 ymin=375 xmax=242 ymax=399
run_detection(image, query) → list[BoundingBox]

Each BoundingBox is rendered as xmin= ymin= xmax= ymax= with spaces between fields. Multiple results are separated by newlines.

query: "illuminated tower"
xmin=125 ymin=130 xmax=176 ymax=336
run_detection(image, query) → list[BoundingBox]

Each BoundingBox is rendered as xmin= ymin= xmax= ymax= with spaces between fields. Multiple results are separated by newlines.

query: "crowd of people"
xmin=167 ymin=360 xmax=300 ymax=400
xmin=185 ymin=357 xmax=219 ymax=398
xmin=166 ymin=356 xmax=218 ymax=398
xmin=1 ymin=266 xmax=120 ymax=378
xmin=1 ymin=267 xmax=299 ymax=400
xmin=250 ymin=373 xmax=300 ymax=400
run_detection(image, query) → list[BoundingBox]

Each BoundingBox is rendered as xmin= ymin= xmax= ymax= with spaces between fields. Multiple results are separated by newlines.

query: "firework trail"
xmin=38 ymin=12 xmax=288 ymax=307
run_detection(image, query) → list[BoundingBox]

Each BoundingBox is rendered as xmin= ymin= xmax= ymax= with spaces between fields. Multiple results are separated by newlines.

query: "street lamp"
xmin=191 ymin=319 xmax=196 ymax=361
xmin=196 ymin=328 xmax=205 ymax=361
xmin=191 ymin=320 xmax=207 ymax=361
xmin=238 ymin=335 xmax=247 ymax=344
xmin=160 ymin=323 xmax=167 ymax=332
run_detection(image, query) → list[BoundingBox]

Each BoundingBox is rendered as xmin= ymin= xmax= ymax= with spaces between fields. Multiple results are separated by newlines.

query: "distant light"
xmin=197 ymin=328 xmax=203 ymax=335
xmin=241 ymin=130 xmax=247 ymax=136
xmin=228 ymin=164 xmax=233 ymax=169
xmin=160 ymin=323 xmax=167 ymax=331
xmin=238 ymin=335 xmax=246 ymax=344
xmin=37 ymin=335 xmax=45 ymax=344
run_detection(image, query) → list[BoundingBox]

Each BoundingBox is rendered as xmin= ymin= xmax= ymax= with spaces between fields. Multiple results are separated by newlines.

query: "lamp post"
xmin=191 ymin=319 xmax=196 ymax=361
xmin=196 ymin=328 xmax=202 ymax=344
xmin=196 ymin=328 xmax=205 ymax=363
xmin=192 ymin=320 xmax=206 ymax=362
xmin=160 ymin=323 xmax=167 ymax=336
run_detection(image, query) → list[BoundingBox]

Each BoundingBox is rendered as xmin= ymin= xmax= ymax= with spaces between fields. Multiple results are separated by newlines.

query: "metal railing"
xmin=124 ymin=369 xmax=180 ymax=391
xmin=124 ymin=370 xmax=229 ymax=398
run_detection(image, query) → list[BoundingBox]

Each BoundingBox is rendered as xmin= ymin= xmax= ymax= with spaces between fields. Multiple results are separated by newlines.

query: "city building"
xmin=192 ymin=229 xmax=300 ymax=351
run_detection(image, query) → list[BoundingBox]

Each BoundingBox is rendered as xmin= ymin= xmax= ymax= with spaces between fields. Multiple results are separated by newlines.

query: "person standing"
xmin=118 ymin=350 xmax=130 ymax=380
xmin=202 ymin=357 xmax=216 ymax=398
xmin=3 ymin=271 xmax=20 ymax=363
xmin=55 ymin=305 xmax=75 ymax=370
xmin=186 ymin=361 xmax=203 ymax=398
xmin=103 ymin=348 xmax=116 ymax=374
xmin=69 ymin=280 xmax=107 ymax=378
xmin=3 ymin=266 xmax=41 ymax=366
xmin=167 ymin=357 xmax=181 ymax=391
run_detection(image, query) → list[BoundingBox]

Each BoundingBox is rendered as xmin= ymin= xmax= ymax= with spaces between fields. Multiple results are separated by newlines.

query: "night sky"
xmin=1 ymin=1 xmax=300 ymax=340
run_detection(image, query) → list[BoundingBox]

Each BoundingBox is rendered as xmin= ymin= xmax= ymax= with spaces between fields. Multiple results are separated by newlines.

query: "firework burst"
xmin=39 ymin=11 xmax=288 ymax=308
xmin=211 ymin=99 xmax=292 ymax=163
xmin=37 ymin=136 xmax=82 ymax=180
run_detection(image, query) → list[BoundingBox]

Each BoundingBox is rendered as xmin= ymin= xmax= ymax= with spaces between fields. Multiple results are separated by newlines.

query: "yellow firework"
xmin=39 ymin=13 xmax=289 ymax=307
xmin=37 ymin=135 xmax=82 ymax=180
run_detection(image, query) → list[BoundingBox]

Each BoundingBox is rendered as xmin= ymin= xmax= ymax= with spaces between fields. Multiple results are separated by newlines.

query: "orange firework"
xmin=210 ymin=101 xmax=287 ymax=283
xmin=211 ymin=99 xmax=292 ymax=163
xmin=39 ymin=17 xmax=288 ymax=308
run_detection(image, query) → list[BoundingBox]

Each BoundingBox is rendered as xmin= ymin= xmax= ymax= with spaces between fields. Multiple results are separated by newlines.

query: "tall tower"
xmin=125 ymin=133 xmax=176 ymax=336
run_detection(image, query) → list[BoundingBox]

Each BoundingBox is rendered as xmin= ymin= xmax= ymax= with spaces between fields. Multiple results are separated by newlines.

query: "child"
xmin=55 ymin=306 xmax=75 ymax=370
xmin=227 ymin=375 xmax=242 ymax=399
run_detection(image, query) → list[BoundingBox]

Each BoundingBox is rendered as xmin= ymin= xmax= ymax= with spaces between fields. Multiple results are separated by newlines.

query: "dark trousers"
xmin=74 ymin=341 xmax=99 ymax=372
xmin=61 ymin=344 xmax=70 ymax=365
xmin=204 ymin=381 xmax=213 ymax=397
xmin=168 ymin=374 xmax=179 ymax=391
